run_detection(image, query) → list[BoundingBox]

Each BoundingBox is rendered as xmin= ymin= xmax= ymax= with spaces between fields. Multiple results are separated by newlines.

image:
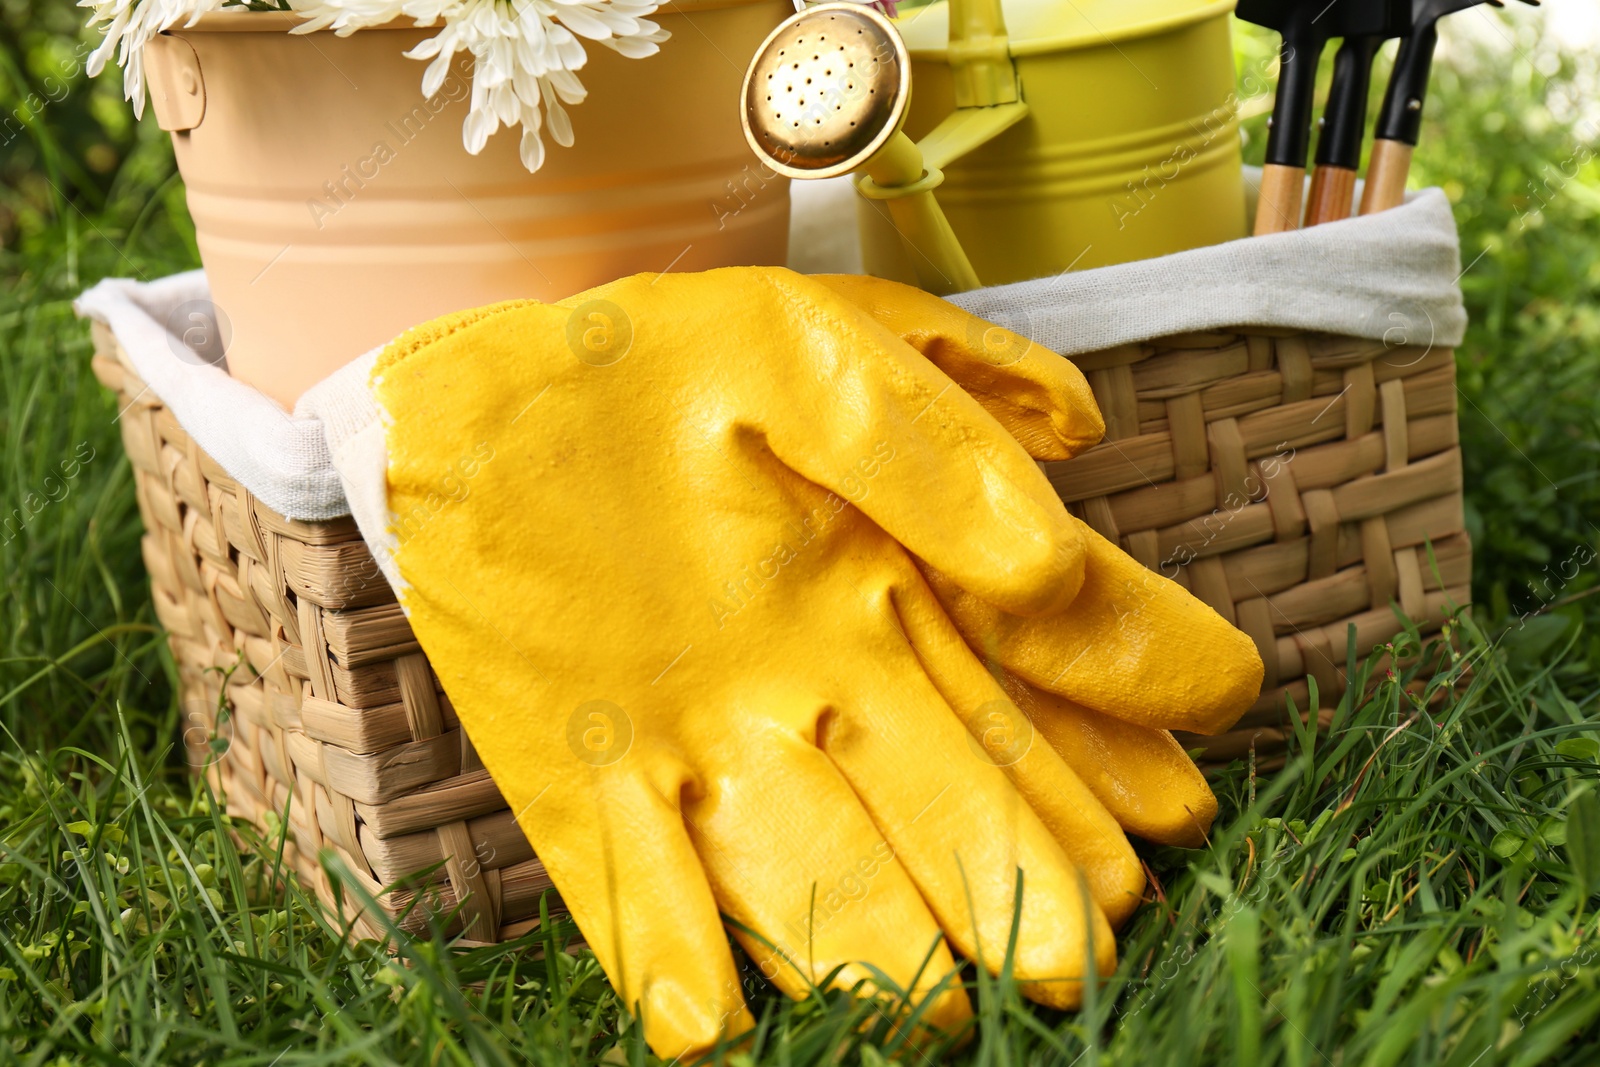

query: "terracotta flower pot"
xmin=145 ymin=1 xmax=792 ymax=409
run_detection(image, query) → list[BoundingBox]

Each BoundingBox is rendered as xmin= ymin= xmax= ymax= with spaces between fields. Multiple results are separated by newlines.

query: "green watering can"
xmin=744 ymin=0 xmax=1245 ymax=291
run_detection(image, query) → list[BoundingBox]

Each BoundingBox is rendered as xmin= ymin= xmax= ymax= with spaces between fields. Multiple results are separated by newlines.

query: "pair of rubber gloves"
xmin=350 ymin=268 xmax=1262 ymax=1059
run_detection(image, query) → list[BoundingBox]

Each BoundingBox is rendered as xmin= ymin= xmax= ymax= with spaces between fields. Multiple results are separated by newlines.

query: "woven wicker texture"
xmin=1056 ymin=328 xmax=1469 ymax=762
xmin=92 ymin=319 xmax=1467 ymax=944
xmin=92 ymin=323 xmax=552 ymax=945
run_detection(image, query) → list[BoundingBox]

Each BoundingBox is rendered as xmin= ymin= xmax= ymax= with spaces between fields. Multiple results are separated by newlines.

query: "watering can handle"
xmin=946 ymin=0 xmax=1020 ymax=107
xmin=872 ymin=0 xmax=1023 ymax=292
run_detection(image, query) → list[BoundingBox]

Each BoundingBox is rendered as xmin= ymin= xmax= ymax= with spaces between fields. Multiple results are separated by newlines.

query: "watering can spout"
xmin=739 ymin=3 xmax=981 ymax=295
xmin=738 ymin=0 xmax=1026 ymax=294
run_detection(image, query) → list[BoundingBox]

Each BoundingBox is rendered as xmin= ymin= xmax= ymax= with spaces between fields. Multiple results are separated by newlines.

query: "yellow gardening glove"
xmin=376 ymin=268 xmax=1149 ymax=1060
xmin=812 ymin=274 xmax=1265 ymax=848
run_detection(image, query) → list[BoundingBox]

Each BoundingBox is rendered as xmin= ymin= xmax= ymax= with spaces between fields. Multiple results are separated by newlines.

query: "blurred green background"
xmin=3 ymin=2 xmax=1600 ymax=1064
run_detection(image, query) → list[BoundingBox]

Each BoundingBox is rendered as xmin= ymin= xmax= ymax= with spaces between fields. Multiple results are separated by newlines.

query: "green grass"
xmin=4 ymin=6 xmax=1600 ymax=1065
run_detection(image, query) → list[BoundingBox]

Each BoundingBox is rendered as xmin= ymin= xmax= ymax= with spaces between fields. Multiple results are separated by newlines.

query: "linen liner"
xmin=76 ymin=175 xmax=1467 ymax=589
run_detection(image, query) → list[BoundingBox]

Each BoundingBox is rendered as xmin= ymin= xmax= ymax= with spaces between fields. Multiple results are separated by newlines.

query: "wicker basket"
xmin=90 ymin=326 xmax=548 ymax=944
xmin=89 ymin=315 xmax=1468 ymax=944
xmin=1052 ymin=327 xmax=1469 ymax=762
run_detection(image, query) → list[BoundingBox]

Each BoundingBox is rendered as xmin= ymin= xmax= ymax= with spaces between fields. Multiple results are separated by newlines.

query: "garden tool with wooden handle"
xmin=1359 ymin=0 xmax=1538 ymax=215
xmin=742 ymin=2 xmax=1027 ymax=294
xmin=1238 ymin=0 xmax=1400 ymax=235
xmin=1304 ymin=1 xmax=1409 ymax=225
xmin=336 ymin=268 xmax=1260 ymax=1059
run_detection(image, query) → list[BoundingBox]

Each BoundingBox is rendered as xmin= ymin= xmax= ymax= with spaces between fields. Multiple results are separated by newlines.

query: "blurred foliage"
xmin=1235 ymin=12 xmax=1600 ymax=669
xmin=0 ymin=0 xmax=197 ymax=282
xmin=1419 ymin=42 xmax=1600 ymax=657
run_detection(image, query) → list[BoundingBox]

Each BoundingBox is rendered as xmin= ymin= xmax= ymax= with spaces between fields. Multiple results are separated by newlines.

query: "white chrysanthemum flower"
xmin=80 ymin=0 xmax=668 ymax=172
xmin=291 ymin=0 xmax=668 ymax=172
xmin=79 ymin=0 xmax=227 ymax=119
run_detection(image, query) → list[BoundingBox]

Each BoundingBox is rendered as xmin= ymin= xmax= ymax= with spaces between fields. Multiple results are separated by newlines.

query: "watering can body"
xmin=858 ymin=0 xmax=1245 ymax=286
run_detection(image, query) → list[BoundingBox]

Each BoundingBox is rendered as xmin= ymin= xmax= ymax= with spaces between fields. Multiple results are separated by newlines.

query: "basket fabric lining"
xmin=74 ymin=183 xmax=1467 ymax=526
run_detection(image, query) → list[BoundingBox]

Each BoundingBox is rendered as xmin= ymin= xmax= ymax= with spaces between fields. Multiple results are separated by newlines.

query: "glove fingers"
xmin=818 ymin=614 xmax=1118 ymax=1007
xmin=1002 ymin=679 xmax=1218 ymax=848
xmin=810 ymin=273 xmax=1105 ymax=461
xmin=923 ymin=520 xmax=1264 ymax=735
xmin=684 ymin=736 xmax=972 ymax=1036
xmin=748 ymin=270 xmax=1086 ymax=618
xmin=887 ymin=571 xmax=1146 ymax=929
xmin=506 ymin=769 xmax=754 ymax=1060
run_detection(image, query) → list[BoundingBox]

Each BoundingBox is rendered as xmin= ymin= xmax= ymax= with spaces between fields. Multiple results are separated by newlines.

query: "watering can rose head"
xmin=78 ymin=0 xmax=671 ymax=173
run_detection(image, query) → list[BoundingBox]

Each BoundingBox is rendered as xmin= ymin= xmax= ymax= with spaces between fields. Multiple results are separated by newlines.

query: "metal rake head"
xmin=1235 ymin=0 xmax=1404 ymax=41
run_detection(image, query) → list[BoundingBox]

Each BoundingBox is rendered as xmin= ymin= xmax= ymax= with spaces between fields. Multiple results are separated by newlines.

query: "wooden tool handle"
xmin=1305 ymin=164 xmax=1358 ymax=226
xmin=1358 ymin=139 xmax=1413 ymax=215
xmin=1254 ymin=163 xmax=1306 ymax=235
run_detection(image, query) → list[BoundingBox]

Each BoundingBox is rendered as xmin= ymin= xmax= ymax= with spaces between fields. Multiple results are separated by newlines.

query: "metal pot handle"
xmin=147 ymin=33 xmax=207 ymax=132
